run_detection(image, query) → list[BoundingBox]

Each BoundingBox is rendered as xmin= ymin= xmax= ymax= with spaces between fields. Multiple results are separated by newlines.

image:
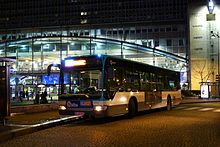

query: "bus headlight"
xmin=59 ymin=105 xmax=66 ymax=110
xmin=94 ymin=105 xmax=107 ymax=112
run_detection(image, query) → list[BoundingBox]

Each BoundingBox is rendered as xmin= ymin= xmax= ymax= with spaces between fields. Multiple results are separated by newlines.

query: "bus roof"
xmin=63 ymin=54 xmax=179 ymax=74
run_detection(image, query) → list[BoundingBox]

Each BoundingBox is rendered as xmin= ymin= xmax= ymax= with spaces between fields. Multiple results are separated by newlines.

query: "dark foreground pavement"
xmin=0 ymin=97 xmax=220 ymax=144
xmin=0 ymin=109 xmax=83 ymax=143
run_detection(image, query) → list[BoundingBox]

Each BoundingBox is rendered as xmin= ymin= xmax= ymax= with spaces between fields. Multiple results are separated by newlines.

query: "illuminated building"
xmin=189 ymin=0 xmax=220 ymax=96
xmin=0 ymin=0 xmax=188 ymax=98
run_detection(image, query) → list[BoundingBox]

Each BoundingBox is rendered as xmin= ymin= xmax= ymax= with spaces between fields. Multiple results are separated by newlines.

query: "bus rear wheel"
xmin=128 ymin=98 xmax=136 ymax=117
xmin=167 ymin=95 xmax=172 ymax=111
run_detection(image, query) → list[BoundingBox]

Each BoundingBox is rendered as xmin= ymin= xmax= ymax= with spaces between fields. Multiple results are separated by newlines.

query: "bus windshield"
xmin=64 ymin=69 xmax=103 ymax=96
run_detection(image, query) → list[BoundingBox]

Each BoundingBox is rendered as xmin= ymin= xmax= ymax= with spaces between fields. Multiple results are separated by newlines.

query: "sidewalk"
xmin=0 ymin=109 xmax=83 ymax=144
xmin=181 ymin=97 xmax=220 ymax=104
xmin=0 ymin=97 xmax=220 ymax=144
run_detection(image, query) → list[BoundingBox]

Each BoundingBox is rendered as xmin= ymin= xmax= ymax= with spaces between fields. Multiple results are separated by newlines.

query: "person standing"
xmin=25 ymin=90 xmax=29 ymax=101
xmin=19 ymin=91 xmax=23 ymax=102
xmin=35 ymin=91 xmax=40 ymax=104
xmin=40 ymin=90 xmax=48 ymax=104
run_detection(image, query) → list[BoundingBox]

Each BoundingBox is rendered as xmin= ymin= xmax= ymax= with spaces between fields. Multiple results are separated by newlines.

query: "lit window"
xmin=154 ymin=40 xmax=159 ymax=47
xmin=166 ymin=40 xmax=172 ymax=46
xmin=80 ymin=12 xmax=87 ymax=16
xmin=80 ymin=19 xmax=87 ymax=24
xmin=179 ymin=39 xmax=184 ymax=46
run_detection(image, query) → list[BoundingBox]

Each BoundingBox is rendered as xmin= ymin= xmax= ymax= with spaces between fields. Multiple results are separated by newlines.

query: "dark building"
xmin=1 ymin=0 xmax=187 ymax=29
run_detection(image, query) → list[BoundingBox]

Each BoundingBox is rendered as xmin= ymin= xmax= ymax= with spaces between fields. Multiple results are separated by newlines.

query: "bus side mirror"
xmin=47 ymin=64 xmax=61 ymax=76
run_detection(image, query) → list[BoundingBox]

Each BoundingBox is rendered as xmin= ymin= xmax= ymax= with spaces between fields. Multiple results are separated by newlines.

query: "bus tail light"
xmin=94 ymin=105 xmax=107 ymax=112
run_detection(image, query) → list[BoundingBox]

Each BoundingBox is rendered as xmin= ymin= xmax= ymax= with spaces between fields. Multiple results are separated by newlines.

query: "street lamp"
xmin=211 ymin=31 xmax=220 ymax=76
xmin=208 ymin=0 xmax=215 ymax=14
xmin=211 ymin=31 xmax=220 ymax=97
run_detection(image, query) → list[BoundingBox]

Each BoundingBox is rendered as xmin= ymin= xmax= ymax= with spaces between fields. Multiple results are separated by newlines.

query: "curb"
xmin=0 ymin=115 xmax=82 ymax=143
xmin=11 ymin=103 xmax=58 ymax=114
xmin=181 ymin=99 xmax=220 ymax=104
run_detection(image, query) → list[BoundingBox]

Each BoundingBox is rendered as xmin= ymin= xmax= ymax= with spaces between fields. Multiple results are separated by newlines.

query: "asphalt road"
xmin=1 ymin=102 xmax=220 ymax=147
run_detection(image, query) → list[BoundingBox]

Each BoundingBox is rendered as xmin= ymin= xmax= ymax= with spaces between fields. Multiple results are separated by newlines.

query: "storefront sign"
xmin=201 ymin=85 xmax=209 ymax=99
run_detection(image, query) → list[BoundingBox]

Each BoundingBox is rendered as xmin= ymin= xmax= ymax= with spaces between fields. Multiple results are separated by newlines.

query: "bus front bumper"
xmin=58 ymin=105 xmax=108 ymax=118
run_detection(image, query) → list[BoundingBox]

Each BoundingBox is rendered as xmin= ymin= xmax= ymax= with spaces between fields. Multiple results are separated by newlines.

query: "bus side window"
xmin=140 ymin=81 xmax=145 ymax=91
xmin=157 ymin=82 xmax=162 ymax=91
xmin=124 ymin=82 xmax=132 ymax=91
xmin=133 ymin=80 xmax=140 ymax=91
xmin=107 ymin=67 xmax=114 ymax=79
xmin=109 ymin=80 xmax=118 ymax=90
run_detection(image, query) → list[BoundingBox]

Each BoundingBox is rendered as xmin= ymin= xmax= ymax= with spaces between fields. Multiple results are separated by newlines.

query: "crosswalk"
xmin=173 ymin=106 xmax=220 ymax=113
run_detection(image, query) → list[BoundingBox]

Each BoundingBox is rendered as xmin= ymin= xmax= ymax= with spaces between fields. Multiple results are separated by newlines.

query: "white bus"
xmin=48 ymin=55 xmax=182 ymax=118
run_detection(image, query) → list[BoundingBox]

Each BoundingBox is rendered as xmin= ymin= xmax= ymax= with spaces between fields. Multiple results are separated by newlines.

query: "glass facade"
xmin=1 ymin=35 xmax=187 ymax=100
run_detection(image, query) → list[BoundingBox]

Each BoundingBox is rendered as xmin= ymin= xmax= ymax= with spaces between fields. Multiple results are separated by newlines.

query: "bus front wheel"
xmin=167 ymin=95 xmax=172 ymax=111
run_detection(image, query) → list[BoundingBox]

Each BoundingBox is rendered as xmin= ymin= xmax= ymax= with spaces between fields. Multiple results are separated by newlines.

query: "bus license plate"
xmin=75 ymin=112 xmax=85 ymax=116
xmin=80 ymin=101 xmax=91 ymax=106
xmin=67 ymin=100 xmax=92 ymax=108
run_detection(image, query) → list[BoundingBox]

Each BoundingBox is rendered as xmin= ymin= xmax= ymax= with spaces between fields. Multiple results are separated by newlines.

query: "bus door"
xmin=145 ymin=91 xmax=162 ymax=104
xmin=144 ymin=81 xmax=162 ymax=104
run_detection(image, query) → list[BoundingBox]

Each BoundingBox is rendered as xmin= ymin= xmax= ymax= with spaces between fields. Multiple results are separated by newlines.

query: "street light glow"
xmin=208 ymin=0 xmax=215 ymax=13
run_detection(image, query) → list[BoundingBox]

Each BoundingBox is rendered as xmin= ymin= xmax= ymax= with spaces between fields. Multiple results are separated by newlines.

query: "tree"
xmin=192 ymin=59 xmax=215 ymax=83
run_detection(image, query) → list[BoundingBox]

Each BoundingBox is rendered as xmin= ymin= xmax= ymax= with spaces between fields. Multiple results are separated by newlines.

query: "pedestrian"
xmin=19 ymin=91 xmax=23 ymax=102
xmin=35 ymin=91 xmax=40 ymax=104
xmin=26 ymin=90 xmax=29 ymax=101
xmin=40 ymin=91 xmax=48 ymax=104
xmin=43 ymin=90 xmax=47 ymax=98
xmin=22 ymin=91 xmax=25 ymax=99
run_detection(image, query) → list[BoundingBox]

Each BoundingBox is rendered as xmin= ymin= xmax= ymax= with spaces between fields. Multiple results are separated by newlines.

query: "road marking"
xmin=173 ymin=106 xmax=187 ymax=110
xmin=183 ymin=107 xmax=202 ymax=111
xmin=198 ymin=108 xmax=214 ymax=111
xmin=5 ymin=115 xmax=81 ymax=128
xmin=213 ymin=109 xmax=220 ymax=113
xmin=176 ymin=105 xmax=220 ymax=113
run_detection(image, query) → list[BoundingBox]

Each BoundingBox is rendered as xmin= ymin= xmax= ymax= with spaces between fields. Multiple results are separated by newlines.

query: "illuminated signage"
xmin=65 ymin=59 xmax=86 ymax=67
xmin=201 ymin=85 xmax=209 ymax=99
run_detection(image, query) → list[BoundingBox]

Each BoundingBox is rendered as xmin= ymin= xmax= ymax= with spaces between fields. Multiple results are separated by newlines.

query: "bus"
xmin=47 ymin=55 xmax=182 ymax=118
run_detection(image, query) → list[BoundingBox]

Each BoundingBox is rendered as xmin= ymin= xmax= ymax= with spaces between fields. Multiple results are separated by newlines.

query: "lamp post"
xmin=208 ymin=0 xmax=215 ymax=14
xmin=211 ymin=31 xmax=220 ymax=76
xmin=211 ymin=31 xmax=220 ymax=97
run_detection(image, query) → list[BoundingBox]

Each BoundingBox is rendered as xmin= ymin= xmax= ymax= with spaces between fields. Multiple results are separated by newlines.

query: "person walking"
xmin=40 ymin=90 xmax=48 ymax=104
xmin=35 ymin=91 xmax=40 ymax=104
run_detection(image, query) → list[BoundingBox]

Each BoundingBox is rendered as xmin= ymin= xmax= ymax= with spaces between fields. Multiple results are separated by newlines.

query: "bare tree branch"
xmin=192 ymin=60 xmax=215 ymax=83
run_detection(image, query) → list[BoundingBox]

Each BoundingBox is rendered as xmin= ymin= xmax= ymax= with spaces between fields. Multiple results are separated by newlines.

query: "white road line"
xmin=5 ymin=115 xmax=81 ymax=128
xmin=213 ymin=109 xmax=220 ymax=113
xmin=183 ymin=107 xmax=202 ymax=111
xmin=198 ymin=108 xmax=214 ymax=111
xmin=173 ymin=106 xmax=187 ymax=110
